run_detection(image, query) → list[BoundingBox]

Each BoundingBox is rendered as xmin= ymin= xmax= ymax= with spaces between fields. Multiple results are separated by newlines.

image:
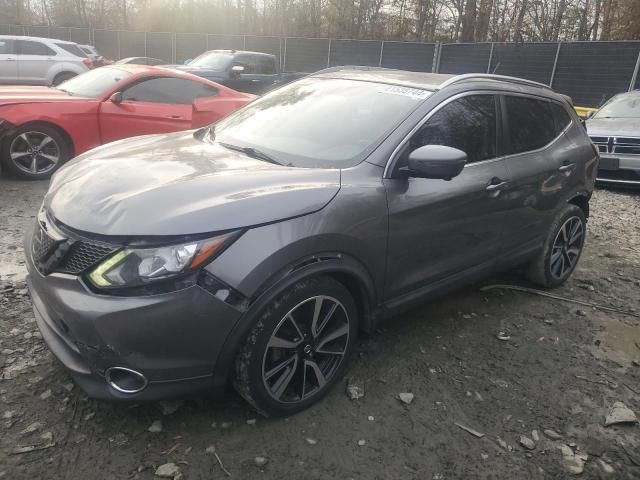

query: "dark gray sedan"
xmin=25 ymin=69 xmax=597 ymax=416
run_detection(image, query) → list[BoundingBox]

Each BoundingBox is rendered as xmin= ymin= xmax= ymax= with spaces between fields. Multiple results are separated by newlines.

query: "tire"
xmin=52 ymin=72 xmax=76 ymax=86
xmin=526 ymin=203 xmax=587 ymax=288
xmin=233 ymin=275 xmax=358 ymax=417
xmin=1 ymin=124 xmax=71 ymax=180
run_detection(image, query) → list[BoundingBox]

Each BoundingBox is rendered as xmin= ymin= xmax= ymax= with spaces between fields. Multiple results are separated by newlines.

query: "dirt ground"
xmin=0 ymin=177 xmax=639 ymax=480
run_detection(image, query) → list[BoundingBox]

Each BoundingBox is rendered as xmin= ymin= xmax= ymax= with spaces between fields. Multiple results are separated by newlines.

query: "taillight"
xmin=83 ymin=58 xmax=94 ymax=69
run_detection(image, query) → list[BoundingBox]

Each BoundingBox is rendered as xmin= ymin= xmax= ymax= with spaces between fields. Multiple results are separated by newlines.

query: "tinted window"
xmin=123 ymin=78 xmax=217 ymax=104
xmin=550 ymin=103 xmax=572 ymax=135
xmin=233 ymin=56 xmax=257 ymax=74
xmin=504 ymin=96 xmax=556 ymax=154
xmin=0 ymin=39 xmax=15 ymax=55
xmin=256 ymin=57 xmax=276 ymax=74
xmin=214 ymin=78 xmax=431 ymax=168
xmin=408 ymin=95 xmax=497 ymax=164
xmin=18 ymin=40 xmax=55 ymax=56
xmin=55 ymin=43 xmax=87 ymax=58
xmin=189 ymin=52 xmax=233 ymax=71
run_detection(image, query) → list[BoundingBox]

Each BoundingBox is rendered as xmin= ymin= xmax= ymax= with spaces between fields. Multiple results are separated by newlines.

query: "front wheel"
xmin=526 ymin=203 xmax=587 ymax=288
xmin=1 ymin=124 xmax=71 ymax=180
xmin=233 ymin=276 xmax=358 ymax=417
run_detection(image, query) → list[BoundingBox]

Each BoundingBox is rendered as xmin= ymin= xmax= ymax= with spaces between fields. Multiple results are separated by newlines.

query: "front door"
xmin=384 ymin=94 xmax=511 ymax=301
xmin=99 ymin=77 xmax=206 ymax=143
xmin=16 ymin=39 xmax=56 ymax=85
xmin=0 ymin=39 xmax=18 ymax=83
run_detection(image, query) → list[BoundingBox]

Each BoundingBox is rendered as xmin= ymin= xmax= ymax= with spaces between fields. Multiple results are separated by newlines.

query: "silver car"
xmin=587 ymin=90 xmax=640 ymax=186
xmin=0 ymin=35 xmax=91 ymax=86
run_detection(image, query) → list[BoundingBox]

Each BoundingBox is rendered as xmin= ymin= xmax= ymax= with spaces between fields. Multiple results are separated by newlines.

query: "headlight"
xmin=88 ymin=233 xmax=235 ymax=288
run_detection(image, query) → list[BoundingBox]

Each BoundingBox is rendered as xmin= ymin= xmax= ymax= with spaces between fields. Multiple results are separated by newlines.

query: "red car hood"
xmin=0 ymin=86 xmax=89 ymax=106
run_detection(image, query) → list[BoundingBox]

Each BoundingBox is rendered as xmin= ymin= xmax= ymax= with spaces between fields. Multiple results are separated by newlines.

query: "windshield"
xmin=188 ymin=52 xmax=234 ymax=70
xmin=594 ymin=94 xmax=640 ymax=119
xmin=213 ymin=77 xmax=431 ymax=168
xmin=57 ymin=67 xmax=132 ymax=98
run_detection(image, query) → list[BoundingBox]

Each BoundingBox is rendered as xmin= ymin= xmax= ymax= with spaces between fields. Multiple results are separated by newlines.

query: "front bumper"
xmin=596 ymin=154 xmax=640 ymax=185
xmin=25 ymin=231 xmax=244 ymax=401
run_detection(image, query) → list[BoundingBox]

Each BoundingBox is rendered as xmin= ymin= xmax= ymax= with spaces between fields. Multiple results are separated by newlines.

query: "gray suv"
xmin=25 ymin=70 xmax=597 ymax=416
xmin=0 ymin=35 xmax=91 ymax=86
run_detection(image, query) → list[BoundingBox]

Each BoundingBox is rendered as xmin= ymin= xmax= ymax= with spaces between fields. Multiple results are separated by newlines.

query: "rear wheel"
xmin=526 ymin=204 xmax=587 ymax=288
xmin=234 ymin=276 xmax=358 ymax=417
xmin=52 ymin=72 xmax=76 ymax=86
xmin=1 ymin=125 xmax=71 ymax=179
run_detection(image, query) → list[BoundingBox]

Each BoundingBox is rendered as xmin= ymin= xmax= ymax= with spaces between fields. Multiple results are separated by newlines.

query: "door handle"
xmin=558 ymin=162 xmax=576 ymax=173
xmin=485 ymin=180 xmax=509 ymax=192
xmin=250 ymin=79 xmax=261 ymax=83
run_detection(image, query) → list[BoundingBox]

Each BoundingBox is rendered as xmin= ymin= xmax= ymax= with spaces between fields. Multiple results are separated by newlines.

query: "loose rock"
xmin=160 ymin=400 xmax=184 ymax=416
xmin=155 ymin=462 xmax=180 ymax=478
xmin=357 ymin=439 xmax=366 ymax=446
xmin=559 ymin=444 xmax=588 ymax=475
xmin=246 ymin=418 xmax=256 ymax=425
xmin=597 ymin=459 xmax=614 ymax=474
xmin=346 ymin=378 xmax=365 ymax=400
xmin=519 ymin=436 xmax=536 ymax=450
xmin=604 ymin=402 xmax=637 ymax=426
xmin=148 ymin=420 xmax=163 ymax=433
xmin=305 ymin=438 xmax=317 ymax=445
xmin=531 ymin=430 xmax=539 ymax=442
xmin=20 ymin=421 xmax=42 ymax=434
xmin=398 ymin=392 xmax=414 ymax=405
xmin=254 ymin=456 xmax=268 ymax=468
xmin=544 ymin=429 xmax=562 ymax=440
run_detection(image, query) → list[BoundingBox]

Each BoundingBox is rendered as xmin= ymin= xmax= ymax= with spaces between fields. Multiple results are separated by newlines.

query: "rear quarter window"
xmin=550 ymin=103 xmax=572 ymax=135
xmin=55 ymin=43 xmax=88 ymax=58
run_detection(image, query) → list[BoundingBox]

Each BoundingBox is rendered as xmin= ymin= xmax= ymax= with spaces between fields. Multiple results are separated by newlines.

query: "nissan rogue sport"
xmin=25 ymin=69 xmax=598 ymax=416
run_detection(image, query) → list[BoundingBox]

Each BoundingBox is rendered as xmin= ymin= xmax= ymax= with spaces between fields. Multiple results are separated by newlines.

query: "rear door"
xmin=0 ymin=39 xmax=18 ymax=83
xmin=498 ymin=95 xmax=578 ymax=257
xmin=384 ymin=94 xmax=511 ymax=300
xmin=99 ymin=77 xmax=212 ymax=143
xmin=241 ymin=56 xmax=278 ymax=94
xmin=16 ymin=39 xmax=57 ymax=84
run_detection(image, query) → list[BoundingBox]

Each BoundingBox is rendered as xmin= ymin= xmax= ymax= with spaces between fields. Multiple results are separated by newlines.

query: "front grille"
xmin=589 ymin=135 xmax=640 ymax=156
xmin=56 ymin=240 xmax=116 ymax=274
xmin=32 ymin=218 xmax=118 ymax=276
xmin=597 ymin=169 xmax=640 ymax=182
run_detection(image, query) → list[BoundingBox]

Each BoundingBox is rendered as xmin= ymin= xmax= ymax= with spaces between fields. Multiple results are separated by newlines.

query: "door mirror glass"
xmin=109 ymin=91 xmax=123 ymax=104
xmin=405 ymin=145 xmax=467 ymax=180
xmin=231 ymin=65 xmax=245 ymax=75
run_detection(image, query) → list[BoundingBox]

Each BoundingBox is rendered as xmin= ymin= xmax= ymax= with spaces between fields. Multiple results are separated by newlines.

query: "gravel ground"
xmin=0 ymin=178 xmax=639 ymax=479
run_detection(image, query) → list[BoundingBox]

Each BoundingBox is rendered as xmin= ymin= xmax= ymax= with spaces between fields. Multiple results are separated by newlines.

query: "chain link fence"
xmin=2 ymin=24 xmax=640 ymax=106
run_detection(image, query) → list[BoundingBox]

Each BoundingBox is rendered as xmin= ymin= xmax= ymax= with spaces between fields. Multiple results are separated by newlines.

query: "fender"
xmin=210 ymin=254 xmax=380 ymax=390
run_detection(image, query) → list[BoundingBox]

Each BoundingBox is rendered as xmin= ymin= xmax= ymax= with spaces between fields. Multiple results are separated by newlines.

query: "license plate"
xmin=599 ymin=157 xmax=619 ymax=171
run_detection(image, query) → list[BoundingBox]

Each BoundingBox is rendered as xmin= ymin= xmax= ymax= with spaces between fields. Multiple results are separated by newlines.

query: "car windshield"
xmin=57 ymin=67 xmax=132 ymax=98
xmin=212 ymin=77 xmax=431 ymax=168
xmin=188 ymin=52 xmax=234 ymax=71
xmin=594 ymin=94 xmax=640 ymax=119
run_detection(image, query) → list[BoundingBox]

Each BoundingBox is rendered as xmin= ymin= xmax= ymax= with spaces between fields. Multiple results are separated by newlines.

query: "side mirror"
xmin=404 ymin=145 xmax=467 ymax=180
xmin=585 ymin=110 xmax=596 ymax=120
xmin=109 ymin=91 xmax=123 ymax=104
xmin=231 ymin=65 xmax=245 ymax=76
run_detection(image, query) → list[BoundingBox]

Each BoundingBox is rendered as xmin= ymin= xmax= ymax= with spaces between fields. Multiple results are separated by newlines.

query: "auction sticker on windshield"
xmin=379 ymin=85 xmax=431 ymax=99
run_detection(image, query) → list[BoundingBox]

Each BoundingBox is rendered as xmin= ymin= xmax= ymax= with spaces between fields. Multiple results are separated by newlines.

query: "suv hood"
xmin=45 ymin=131 xmax=341 ymax=236
xmin=586 ymin=117 xmax=640 ymax=137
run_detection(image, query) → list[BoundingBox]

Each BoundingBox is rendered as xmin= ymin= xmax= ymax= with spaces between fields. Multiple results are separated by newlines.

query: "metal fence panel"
xmin=330 ymin=39 xmax=381 ymax=67
xmin=147 ymin=32 xmax=173 ymax=63
xmin=284 ymin=37 xmax=329 ymax=72
xmin=69 ymin=28 xmax=91 ymax=45
xmin=381 ymin=41 xmax=435 ymax=72
xmin=439 ymin=43 xmax=492 ymax=74
xmin=119 ymin=31 xmax=146 ymax=59
xmin=27 ymin=25 xmax=50 ymax=38
xmin=49 ymin=26 xmax=70 ymax=41
xmin=176 ymin=33 xmax=207 ymax=63
xmin=489 ymin=42 xmax=557 ymax=85
xmin=245 ymin=35 xmax=281 ymax=66
xmin=206 ymin=34 xmax=244 ymax=50
xmin=553 ymin=41 xmax=640 ymax=107
xmin=93 ymin=30 xmax=119 ymax=61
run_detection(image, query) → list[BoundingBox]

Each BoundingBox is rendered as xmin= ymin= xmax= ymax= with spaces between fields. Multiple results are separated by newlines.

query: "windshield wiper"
xmin=219 ymin=142 xmax=281 ymax=165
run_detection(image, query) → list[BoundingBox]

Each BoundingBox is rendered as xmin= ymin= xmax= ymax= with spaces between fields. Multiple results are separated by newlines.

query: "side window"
xmin=55 ymin=43 xmax=87 ymax=58
xmin=233 ymin=56 xmax=257 ymax=74
xmin=122 ymin=78 xmax=217 ymax=104
xmin=256 ymin=57 xmax=276 ymax=75
xmin=408 ymin=94 xmax=497 ymax=164
xmin=0 ymin=39 xmax=15 ymax=55
xmin=503 ymin=96 xmax=556 ymax=154
xmin=18 ymin=40 xmax=55 ymax=56
xmin=550 ymin=103 xmax=572 ymax=135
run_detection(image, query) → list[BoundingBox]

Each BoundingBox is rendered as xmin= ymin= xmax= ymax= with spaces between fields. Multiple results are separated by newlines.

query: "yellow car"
xmin=574 ymin=106 xmax=598 ymax=119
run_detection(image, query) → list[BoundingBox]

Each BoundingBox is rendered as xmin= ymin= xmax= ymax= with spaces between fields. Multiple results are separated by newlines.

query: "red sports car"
xmin=0 ymin=65 xmax=254 ymax=179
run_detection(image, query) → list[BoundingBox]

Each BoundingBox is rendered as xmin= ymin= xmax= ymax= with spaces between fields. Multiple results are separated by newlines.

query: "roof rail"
xmin=438 ymin=74 xmax=552 ymax=91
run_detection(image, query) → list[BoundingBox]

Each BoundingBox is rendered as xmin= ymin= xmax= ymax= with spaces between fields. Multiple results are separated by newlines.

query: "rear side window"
xmin=123 ymin=78 xmax=217 ymax=104
xmin=256 ymin=57 xmax=276 ymax=74
xmin=503 ymin=96 xmax=556 ymax=154
xmin=18 ymin=40 xmax=56 ymax=56
xmin=550 ymin=103 xmax=572 ymax=135
xmin=55 ymin=43 xmax=87 ymax=58
xmin=233 ymin=56 xmax=257 ymax=74
xmin=409 ymin=94 xmax=497 ymax=164
xmin=0 ymin=39 xmax=15 ymax=55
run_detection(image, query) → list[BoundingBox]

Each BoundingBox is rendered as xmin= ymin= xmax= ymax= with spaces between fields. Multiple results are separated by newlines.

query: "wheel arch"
xmin=211 ymin=255 xmax=379 ymax=390
xmin=7 ymin=120 xmax=75 ymax=158
xmin=567 ymin=193 xmax=589 ymax=219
